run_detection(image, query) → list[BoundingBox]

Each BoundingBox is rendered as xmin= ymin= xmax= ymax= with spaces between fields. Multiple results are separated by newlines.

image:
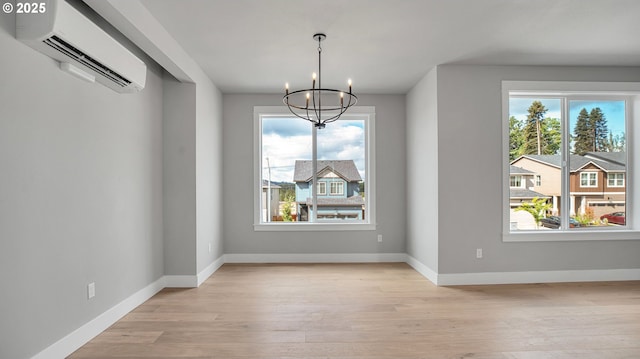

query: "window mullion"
xmin=561 ymin=97 xmax=571 ymax=230
xmin=311 ymin=123 xmax=318 ymax=223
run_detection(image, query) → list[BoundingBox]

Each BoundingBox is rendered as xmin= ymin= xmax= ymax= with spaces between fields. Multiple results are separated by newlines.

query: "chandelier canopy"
xmin=283 ymin=33 xmax=358 ymax=129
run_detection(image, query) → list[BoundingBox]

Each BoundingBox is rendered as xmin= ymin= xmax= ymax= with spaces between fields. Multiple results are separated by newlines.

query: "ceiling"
xmin=139 ymin=0 xmax=640 ymax=94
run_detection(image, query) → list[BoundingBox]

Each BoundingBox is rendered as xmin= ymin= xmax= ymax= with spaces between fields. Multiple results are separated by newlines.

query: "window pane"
xmin=509 ymin=97 xmax=562 ymax=230
xmin=569 ymin=100 xmax=626 ymax=227
xmin=316 ymin=117 xmax=366 ymax=221
xmin=261 ymin=117 xmax=311 ymax=222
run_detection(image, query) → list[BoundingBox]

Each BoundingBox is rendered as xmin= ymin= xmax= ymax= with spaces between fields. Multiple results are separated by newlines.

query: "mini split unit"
xmin=16 ymin=0 xmax=146 ymax=93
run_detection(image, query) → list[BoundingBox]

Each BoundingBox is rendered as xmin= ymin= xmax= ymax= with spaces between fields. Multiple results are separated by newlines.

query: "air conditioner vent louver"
xmin=43 ymin=35 xmax=130 ymax=87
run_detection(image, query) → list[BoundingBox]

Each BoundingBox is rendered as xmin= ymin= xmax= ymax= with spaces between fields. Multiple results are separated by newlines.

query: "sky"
xmin=261 ymin=116 xmax=366 ymax=183
xmin=509 ymin=97 xmax=626 ymax=148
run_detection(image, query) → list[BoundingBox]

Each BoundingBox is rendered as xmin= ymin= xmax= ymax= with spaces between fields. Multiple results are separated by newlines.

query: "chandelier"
xmin=283 ymin=33 xmax=358 ymax=129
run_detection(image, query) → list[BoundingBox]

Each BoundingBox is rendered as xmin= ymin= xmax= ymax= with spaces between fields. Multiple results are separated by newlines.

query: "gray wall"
xmin=406 ymin=67 xmax=439 ymax=272
xmin=162 ymin=75 xmax=223 ymax=276
xmin=195 ymin=80 xmax=224 ymax=272
xmin=162 ymin=77 xmax=197 ymax=275
xmin=222 ymin=94 xmax=406 ymax=255
xmin=433 ymin=64 xmax=640 ymax=274
xmin=0 ymin=11 xmax=164 ymax=359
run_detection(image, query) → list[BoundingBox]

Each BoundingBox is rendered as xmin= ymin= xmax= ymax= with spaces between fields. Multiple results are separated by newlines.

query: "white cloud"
xmin=261 ymin=120 xmax=366 ymax=182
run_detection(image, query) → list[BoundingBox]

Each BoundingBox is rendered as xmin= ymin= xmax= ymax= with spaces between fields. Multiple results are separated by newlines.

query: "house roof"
xmin=510 ymin=165 xmax=535 ymax=175
xmin=510 ymin=188 xmax=549 ymax=199
xmin=293 ymin=160 xmax=362 ymax=182
xmin=299 ymin=196 xmax=365 ymax=207
xmin=585 ymin=151 xmax=626 ymax=166
xmin=514 ymin=153 xmax=625 ymax=173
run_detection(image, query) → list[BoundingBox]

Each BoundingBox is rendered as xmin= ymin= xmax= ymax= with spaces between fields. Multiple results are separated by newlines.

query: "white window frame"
xmin=608 ymin=173 xmax=625 ymax=187
xmin=254 ymin=106 xmax=376 ymax=231
xmin=510 ymin=175 xmax=522 ymax=188
xmin=535 ymin=175 xmax=542 ymax=186
xmin=580 ymin=172 xmax=598 ymax=188
xmin=317 ymin=182 xmax=326 ymax=195
xmin=330 ymin=181 xmax=344 ymax=195
xmin=502 ymin=81 xmax=640 ymax=242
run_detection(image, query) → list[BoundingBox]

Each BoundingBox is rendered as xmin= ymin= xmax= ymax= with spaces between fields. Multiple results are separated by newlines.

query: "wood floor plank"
xmin=68 ymin=263 xmax=640 ymax=358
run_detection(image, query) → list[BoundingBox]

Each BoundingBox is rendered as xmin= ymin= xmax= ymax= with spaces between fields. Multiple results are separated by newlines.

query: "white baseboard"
xmin=197 ymin=255 xmax=225 ymax=286
xmin=223 ymin=252 xmax=407 ymax=263
xmin=405 ymin=255 xmax=438 ymax=285
xmin=31 ymin=277 xmax=165 ymax=359
xmin=163 ymin=274 xmax=198 ymax=288
xmin=437 ymin=268 xmax=640 ymax=286
xmin=164 ymin=255 xmax=226 ymax=288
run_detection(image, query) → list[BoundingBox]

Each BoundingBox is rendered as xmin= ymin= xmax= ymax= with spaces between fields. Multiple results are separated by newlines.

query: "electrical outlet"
xmin=87 ymin=282 xmax=96 ymax=299
xmin=476 ymin=248 xmax=483 ymax=259
xmin=208 ymin=243 xmax=212 ymax=253
xmin=377 ymin=234 xmax=383 ymax=243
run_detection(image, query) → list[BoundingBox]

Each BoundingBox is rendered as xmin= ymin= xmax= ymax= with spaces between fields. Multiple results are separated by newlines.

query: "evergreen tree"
xmin=618 ymin=132 xmax=626 ymax=152
xmin=522 ymin=101 xmax=548 ymax=155
xmin=541 ymin=117 xmax=561 ymax=155
xmin=573 ymin=108 xmax=592 ymax=155
xmin=590 ymin=107 xmax=608 ymax=152
xmin=509 ymin=116 xmax=524 ymax=161
xmin=573 ymin=107 xmax=610 ymax=154
xmin=606 ymin=132 xmax=625 ymax=152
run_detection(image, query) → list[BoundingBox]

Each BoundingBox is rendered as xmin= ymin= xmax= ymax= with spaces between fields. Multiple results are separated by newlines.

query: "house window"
xmin=608 ymin=173 xmax=624 ymax=187
xmin=330 ymin=181 xmax=344 ymax=195
xmin=317 ymin=182 xmax=326 ymax=195
xmin=504 ymin=81 xmax=640 ymax=239
xmin=510 ymin=175 xmax=522 ymax=188
xmin=580 ymin=172 xmax=598 ymax=187
xmin=254 ymin=106 xmax=376 ymax=230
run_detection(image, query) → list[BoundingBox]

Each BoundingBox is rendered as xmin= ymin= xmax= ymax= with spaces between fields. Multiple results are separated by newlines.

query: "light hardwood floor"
xmin=69 ymin=263 xmax=640 ymax=359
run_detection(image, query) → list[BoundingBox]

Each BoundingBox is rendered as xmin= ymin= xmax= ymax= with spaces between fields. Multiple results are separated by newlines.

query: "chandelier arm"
xmin=321 ymin=106 xmax=350 ymax=125
xmin=285 ymin=103 xmax=316 ymax=124
xmin=312 ymin=89 xmax=321 ymax=125
xmin=317 ymin=37 xmax=322 ymax=126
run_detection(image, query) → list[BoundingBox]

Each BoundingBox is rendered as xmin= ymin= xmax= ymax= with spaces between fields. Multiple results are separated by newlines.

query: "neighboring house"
xmin=511 ymin=152 xmax=626 ymax=218
xmin=509 ymin=165 xmax=549 ymax=230
xmin=293 ymin=160 xmax=364 ymax=221
xmin=509 ymin=165 xmax=549 ymax=208
xmin=261 ymin=180 xmax=280 ymax=222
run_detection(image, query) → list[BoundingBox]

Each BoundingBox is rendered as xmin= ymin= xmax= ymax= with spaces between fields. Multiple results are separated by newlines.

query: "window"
xmin=330 ymin=181 xmax=344 ymax=195
xmin=580 ymin=172 xmax=598 ymax=187
xmin=608 ymin=173 xmax=624 ymax=187
xmin=317 ymin=182 xmax=326 ymax=195
xmin=254 ymin=106 xmax=376 ymax=230
xmin=504 ymin=81 xmax=640 ymax=240
xmin=510 ymin=175 xmax=522 ymax=188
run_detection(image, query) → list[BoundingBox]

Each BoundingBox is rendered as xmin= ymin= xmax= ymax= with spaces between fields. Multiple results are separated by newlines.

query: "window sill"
xmin=504 ymin=229 xmax=640 ymax=242
xmin=254 ymin=222 xmax=376 ymax=232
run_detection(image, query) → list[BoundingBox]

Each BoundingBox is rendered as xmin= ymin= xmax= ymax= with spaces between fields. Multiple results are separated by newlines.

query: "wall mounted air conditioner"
xmin=16 ymin=0 xmax=146 ymax=93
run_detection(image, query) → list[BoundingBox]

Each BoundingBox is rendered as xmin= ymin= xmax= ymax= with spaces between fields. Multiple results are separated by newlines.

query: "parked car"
xmin=539 ymin=216 xmax=581 ymax=229
xmin=600 ymin=212 xmax=625 ymax=225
